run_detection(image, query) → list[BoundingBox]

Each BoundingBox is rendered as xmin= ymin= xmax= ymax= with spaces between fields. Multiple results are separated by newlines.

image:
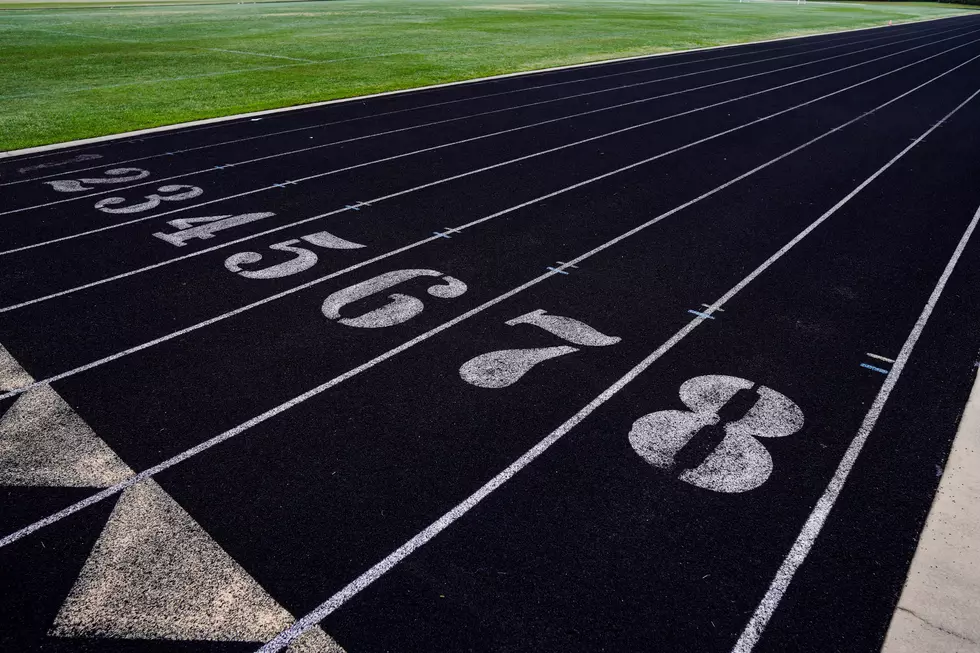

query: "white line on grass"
xmin=258 ymin=78 xmax=980 ymax=653
xmin=3 ymin=29 xmax=978 ymax=316
xmin=2 ymin=52 xmax=976 ymax=561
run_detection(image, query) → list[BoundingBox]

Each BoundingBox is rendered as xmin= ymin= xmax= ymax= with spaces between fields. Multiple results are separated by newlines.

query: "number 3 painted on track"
xmin=629 ymin=375 xmax=803 ymax=493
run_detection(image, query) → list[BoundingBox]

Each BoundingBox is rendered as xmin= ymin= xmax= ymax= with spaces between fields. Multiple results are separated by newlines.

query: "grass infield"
xmin=0 ymin=0 xmax=976 ymax=152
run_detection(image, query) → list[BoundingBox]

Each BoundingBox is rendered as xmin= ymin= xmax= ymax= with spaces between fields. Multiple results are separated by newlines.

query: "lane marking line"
xmin=258 ymin=79 xmax=980 ymax=653
xmin=860 ymin=362 xmax=891 ymax=374
xmin=730 ymin=204 xmax=980 ymax=653
xmin=5 ymin=29 xmax=977 ymax=314
xmin=2 ymin=58 xmax=976 ymax=576
xmin=4 ymin=13 xmax=963 ymax=161
xmin=0 ymin=23 xmax=953 ymax=219
xmin=866 ymin=352 xmax=896 ymax=363
xmin=0 ymin=22 xmax=945 ymax=190
xmin=3 ymin=44 xmax=978 ymax=408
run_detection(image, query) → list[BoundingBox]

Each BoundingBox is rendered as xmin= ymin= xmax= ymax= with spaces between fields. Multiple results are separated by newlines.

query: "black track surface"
xmin=3 ymin=15 xmax=980 ymax=653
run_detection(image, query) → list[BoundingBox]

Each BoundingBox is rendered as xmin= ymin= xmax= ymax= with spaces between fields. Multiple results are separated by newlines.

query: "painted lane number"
xmin=43 ymin=167 xmax=150 ymax=193
xmin=629 ymin=375 xmax=803 ymax=493
xmin=224 ymin=231 xmax=365 ymax=279
xmin=322 ymin=269 xmax=467 ymax=329
xmin=95 ymin=185 xmax=203 ymax=214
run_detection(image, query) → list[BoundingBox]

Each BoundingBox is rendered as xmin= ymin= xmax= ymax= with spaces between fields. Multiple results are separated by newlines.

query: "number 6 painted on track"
xmin=322 ymin=269 xmax=467 ymax=329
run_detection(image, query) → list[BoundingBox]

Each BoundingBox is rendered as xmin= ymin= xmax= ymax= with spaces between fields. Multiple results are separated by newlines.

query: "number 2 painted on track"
xmin=629 ymin=375 xmax=803 ymax=493
xmin=43 ymin=167 xmax=150 ymax=192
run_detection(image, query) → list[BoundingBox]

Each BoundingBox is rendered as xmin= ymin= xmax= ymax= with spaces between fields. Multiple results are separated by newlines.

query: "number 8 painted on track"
xmin=629 ymin=375 xmax=803 ymax=493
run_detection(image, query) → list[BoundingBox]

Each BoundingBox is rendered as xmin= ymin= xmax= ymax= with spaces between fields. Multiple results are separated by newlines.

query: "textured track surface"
xmin=2 ymin=16 xmax=980 ymax=653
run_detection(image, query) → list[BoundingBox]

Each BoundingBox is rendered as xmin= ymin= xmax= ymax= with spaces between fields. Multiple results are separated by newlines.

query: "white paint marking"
xmin=5 ymin=30 xmax=977 ymax=316
xmin=505 ymin=309 xmax=621 ymax=346
xmin=208 ymin=48 xmax=316 ymax=63
xmin=0 ymin=23 xmax=966 ymax=225
xmin=0 ymin=343 xmax=33 ymax=392
xmin=321 ymin=270 xmax=468 ymax=329
xmin=460 ymin=346 xmax=580 ymax=388
xmin=1 ymin=44 xmax=975 ymax=411
xmin=629 ymin=375 xmax=803 ymax=493
xmin=49 ymin=479 xmax=342 ymax=648
xmin=0 ymin=56 xmax=975 ymax=565
xmin=0 ymin=385 xmax=133 ymax=488
xmin=866 ymin=352 xmax=896 ymax=363
xmin=257 ymin=82 xmax=980 ymax=653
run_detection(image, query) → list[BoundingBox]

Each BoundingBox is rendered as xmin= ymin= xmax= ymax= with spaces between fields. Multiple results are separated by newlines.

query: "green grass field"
xmin=0 ymin=0 xmax=975 ymax=152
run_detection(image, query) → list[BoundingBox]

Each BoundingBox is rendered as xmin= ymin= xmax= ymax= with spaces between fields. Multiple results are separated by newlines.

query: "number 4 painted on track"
xmin=629 ymin=375 xmax=803 ymax=493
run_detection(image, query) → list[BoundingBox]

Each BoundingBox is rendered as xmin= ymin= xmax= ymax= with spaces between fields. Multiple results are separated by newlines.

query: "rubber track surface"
xmin=2 ymin=15 xmax=980 ymax=653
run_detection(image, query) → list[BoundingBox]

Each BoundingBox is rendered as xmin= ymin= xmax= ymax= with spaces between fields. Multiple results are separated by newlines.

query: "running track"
xmin=2 ymin=14 xmax=980 ymax=652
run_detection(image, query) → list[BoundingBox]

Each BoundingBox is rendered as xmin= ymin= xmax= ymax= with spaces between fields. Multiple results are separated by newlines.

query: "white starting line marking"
xmin=257 ymin=83 xmax=980 ymax=653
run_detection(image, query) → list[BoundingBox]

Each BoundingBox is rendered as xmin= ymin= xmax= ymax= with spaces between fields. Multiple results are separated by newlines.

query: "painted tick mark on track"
xmin=687 ymin=309 xmax=716 ymax=319
xmin=861 ymin=353 xmax=895 ymax=374
xmin=860 ymin=362 xmax=891 ymax=374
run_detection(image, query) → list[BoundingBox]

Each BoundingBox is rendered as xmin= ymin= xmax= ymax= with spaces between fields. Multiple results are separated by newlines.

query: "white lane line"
xmin=0 ymin=23 xmax=947 ymax=218
xmin=2 ymin=54 xmax=975 ymax=560
xmin=730 ymin=190 xmax=980 ymax=653
xmin=4 ymin=29 xmax=977 ymax=315
xmin=258 ymin=79 xmax=980 ymax=653
xmin=1 ymin=22 xmax=928 ymax=188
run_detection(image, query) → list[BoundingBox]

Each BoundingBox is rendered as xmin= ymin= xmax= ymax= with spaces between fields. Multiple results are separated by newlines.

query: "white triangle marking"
xmin=0 ymin=343 xmax=33 ymax=393
xmin=0 ymin=385 xmax=132 ymax=487
xmin=50 ymin=480 xmax=344 ymax=650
